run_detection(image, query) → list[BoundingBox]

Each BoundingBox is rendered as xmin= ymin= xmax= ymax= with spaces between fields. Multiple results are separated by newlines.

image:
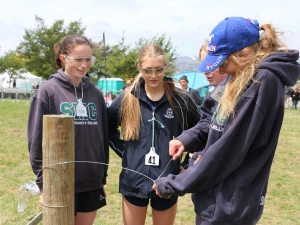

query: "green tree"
xmin=92 ymin=33 xmax=178 ymax=82
xmin=0 ymin=51 xmax=26 ymax=87
xmin=17 ymin=16 xmax=85 ymax=80
xmin=90 ymin=34 xmax=139 ymax=82
xmin=133 ymin=33 xmax=179 ymax=77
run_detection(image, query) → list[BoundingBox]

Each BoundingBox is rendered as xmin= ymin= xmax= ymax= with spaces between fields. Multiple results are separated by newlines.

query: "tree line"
xmin=0 ymin=16 xmax=178 ymax=85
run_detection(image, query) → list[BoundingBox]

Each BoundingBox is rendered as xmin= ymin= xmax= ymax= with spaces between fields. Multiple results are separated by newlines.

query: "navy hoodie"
xmin=28 ymin=69 xmax=109 ymax=193
xmin=155 ymin=50 xmax=300 ymax=224
xmin=108 ymin=77 xmax=201 ymax=198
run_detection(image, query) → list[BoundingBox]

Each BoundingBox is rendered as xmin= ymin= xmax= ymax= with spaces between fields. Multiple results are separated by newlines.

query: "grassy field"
xmin=0 ymin=101 xmax=299 ymax=224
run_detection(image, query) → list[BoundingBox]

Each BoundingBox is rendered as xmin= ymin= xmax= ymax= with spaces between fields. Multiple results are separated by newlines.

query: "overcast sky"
xmin=1 ymin=0 xmax=299 ymax=60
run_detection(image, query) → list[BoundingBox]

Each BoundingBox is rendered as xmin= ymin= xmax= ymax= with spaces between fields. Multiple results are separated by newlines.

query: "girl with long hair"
xmin=153 ymin=17 xmax=300 ymax=224
xmin=108 ymin=44 xmax=200 ymax=225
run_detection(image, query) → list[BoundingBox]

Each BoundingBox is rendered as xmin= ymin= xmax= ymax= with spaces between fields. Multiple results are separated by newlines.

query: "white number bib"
xmin=145 ymin=147 xmax=159 ymax=166
xmin=76 ymin=99 xmax=88 ymax=117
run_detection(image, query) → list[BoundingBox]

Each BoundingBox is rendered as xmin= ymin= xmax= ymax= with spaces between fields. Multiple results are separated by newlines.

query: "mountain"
xmin=175 ymin=56 xmax=200 ymax=74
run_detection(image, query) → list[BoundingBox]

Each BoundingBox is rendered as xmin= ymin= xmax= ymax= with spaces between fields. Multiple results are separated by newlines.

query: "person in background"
xmin=120 ymin=79 xmax=132 ymax=92
xmin=290 ymin=86 xmax=300 ymax=110
xmin=28 ymin=34 xmax=109 ymax=225
xmin=199 ymin=39 xmax=228 ymax=92
xmin=108 ymin=44 xmax=200 ymax=225
xmin=153 ymin=17 xmax=300 ymax=224
xmin=179 ymin=75 xmax=203 ymax=106
xmin=285 ymin=86 xmax=293 ymax=108
xmin=180 ymin=39 xmax=229 ymax=172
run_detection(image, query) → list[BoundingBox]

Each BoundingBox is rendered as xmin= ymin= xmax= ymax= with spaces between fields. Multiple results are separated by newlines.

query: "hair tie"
xmin=259 ymin=28 xmax=265 ymax=40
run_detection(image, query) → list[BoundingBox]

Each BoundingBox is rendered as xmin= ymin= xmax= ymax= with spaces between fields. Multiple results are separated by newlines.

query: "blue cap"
xmin=198 ymin=17 xmax=260 ymax=73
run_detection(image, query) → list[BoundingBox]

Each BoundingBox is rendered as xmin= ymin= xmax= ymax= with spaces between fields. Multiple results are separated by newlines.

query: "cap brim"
xmin=198 ymin=54 xmax=229 ymax=73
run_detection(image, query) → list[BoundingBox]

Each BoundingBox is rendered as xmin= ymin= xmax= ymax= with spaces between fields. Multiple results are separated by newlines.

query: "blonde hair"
xmin=199 ymin=39 xmax=208 ymax=61
xmin=120 ymin=45 xmax=186 ymax=141
xmin=219 ymin=23 xmax=288 ymax=117
xmin=293 ymin=86 xmax=298 ymax=92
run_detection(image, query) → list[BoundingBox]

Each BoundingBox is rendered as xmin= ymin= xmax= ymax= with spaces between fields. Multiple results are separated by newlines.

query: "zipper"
xmin=146 ymin=110 xmax=155 ymax=198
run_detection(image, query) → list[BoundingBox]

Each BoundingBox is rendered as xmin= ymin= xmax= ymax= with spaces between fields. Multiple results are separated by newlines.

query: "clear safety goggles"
xmin=140 ymin=65 xmax=166 ymax=75
xmin=63 ymin=55 xmax=96 ymax=68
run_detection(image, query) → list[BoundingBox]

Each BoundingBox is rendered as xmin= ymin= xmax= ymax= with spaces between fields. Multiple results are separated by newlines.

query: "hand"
xmin=152 ymin=183 xmax=161 ymax=197
xmin=179 ymin=166 xmax=185 ymax=174
xmin=39 ymin=193 xmax=43 ymax=209
xmin=189 ymin=153 xmax=194 ymax=158
xmin=152 ymin=183 xmax=170 ymax=199
xmin=169 ymin=139 xmax=185 ymax=160
xmin=193 ymin=155 xmax=202 ymax=165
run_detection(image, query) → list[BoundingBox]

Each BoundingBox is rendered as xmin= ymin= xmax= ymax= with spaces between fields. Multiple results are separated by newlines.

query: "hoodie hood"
xmin=49 ymin=68 xmax=92 ymax=91
xmin=257 ymin=50 xmax=300 ymax=86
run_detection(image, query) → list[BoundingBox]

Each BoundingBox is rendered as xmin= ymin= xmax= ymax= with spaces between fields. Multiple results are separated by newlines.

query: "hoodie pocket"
xmin=192 ymin=188 xmax=216 ymax=219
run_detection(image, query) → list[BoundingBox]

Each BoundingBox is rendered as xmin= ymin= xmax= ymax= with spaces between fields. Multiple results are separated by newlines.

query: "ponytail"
xmin=219 ymin=23 xmax=288 ymax=118
xmin=54 ymin=42 xmax=63 ymax=69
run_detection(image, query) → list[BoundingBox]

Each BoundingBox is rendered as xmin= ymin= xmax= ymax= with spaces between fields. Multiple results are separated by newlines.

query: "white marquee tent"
xmin=0 ymin=71 xmax=42 ymax=88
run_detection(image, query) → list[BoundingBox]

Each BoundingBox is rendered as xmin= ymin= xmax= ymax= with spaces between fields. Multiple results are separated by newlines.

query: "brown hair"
xmin=219 ymin=23 xmax=288 ymax=117
xmin=54 ymin=34 xmax=92 ymax=69
xmin=120 ymin=45 xmax=188 ymax=141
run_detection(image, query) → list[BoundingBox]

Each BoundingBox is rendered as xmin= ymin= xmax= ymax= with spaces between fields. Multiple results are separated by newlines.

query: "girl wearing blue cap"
xmin=108 ymin=45 xmax=200 ymax=225
xmin=153 ymin=17 xmax=300 ymax=224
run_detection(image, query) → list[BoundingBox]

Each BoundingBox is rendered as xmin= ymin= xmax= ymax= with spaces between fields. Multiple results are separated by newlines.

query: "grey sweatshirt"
xmin=28 ymin=69 xmax=109 ymax=193
xmin=155 ymin=50 xmax=300 ymax=225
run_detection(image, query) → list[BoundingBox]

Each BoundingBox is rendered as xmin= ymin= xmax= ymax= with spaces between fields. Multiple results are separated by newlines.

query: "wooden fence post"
xmin=42 ymin=115 xmax=75 ymax=225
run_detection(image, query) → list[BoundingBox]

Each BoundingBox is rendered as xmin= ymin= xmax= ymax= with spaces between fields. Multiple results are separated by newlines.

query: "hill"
xmin=175 ymin=56 xmax=200 ymax=74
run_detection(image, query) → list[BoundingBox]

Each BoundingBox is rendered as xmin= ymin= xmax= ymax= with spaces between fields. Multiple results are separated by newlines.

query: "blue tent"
xmin=172 ymin=72 xmax=211 ymax=99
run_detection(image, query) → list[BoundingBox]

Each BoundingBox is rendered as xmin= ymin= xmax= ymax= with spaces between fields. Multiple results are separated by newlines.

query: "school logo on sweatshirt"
xmin=164 ymin=108 xmax=174 ymax=119
xmin=60 ymin=102 xmax=98 ymax=125
xmin=210 ymin=112 xmax=228 ymax=132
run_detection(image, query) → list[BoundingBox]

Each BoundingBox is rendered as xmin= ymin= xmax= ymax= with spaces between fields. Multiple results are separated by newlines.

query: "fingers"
xmin=39 ymin=193 xmax=43 ymax=209
xmin=169 ymin=140 xmax=185 ymax=160
xmin=152 ymin=183 xmax=156 ymax=191
xmin=179 ymin=166 xmax=185 ymax=174
xmin=173 ymin=145 xmax=185 ymax=160
xmin=189 ymin=153 xmax=193 ymax=158
xmin=193 ymin=155 xmax=202 ymax=165
xmin=152 ymin=183 xmax=162 ymax=197
xmin=153 ymin=183 xmax=171 ymax=199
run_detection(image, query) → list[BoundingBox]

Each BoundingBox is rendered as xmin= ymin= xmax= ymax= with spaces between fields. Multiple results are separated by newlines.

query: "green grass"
xmin=0 ymin=101 xmax=299 ymax=224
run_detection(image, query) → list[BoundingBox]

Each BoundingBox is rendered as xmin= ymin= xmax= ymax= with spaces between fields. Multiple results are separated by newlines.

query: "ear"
xmin=59 ymin=54 xmax=66 ymax=64
xmin=137 ymin=64 xmax=141 ymax=73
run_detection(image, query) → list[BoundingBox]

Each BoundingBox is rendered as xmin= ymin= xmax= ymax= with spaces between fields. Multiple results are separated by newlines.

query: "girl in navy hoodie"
xmin=153 ymin=17 xmax=300 ymax=225
xmin=28 ymin=34 xmax=109 ymax=225
xmin=108 ymin=45 xmax=200 ymax=225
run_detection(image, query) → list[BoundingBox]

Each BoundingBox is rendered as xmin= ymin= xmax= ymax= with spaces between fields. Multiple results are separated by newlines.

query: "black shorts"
xmin=74 ymin=188 xmax=106 ymax=216
xmin=124 ymin=195 xmax=177 ymax=211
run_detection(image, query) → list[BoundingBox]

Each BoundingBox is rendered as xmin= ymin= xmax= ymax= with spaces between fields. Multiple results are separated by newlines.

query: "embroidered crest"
xmin=260 ymin=196 xmax=265 ymax=205
xmin=208 ymin=34 xmax=214 ymax=44
xmin=164 ymin=108 xmax=174 ymax=119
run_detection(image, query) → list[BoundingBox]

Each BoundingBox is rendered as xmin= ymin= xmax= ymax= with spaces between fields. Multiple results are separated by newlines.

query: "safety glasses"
xmin=140 ymin=65 xmax=166 ymax=75
xmin=63 ymin=55 xmax=96 ymax=68
xmin=219 ymin=59 xmax=229 ymax=68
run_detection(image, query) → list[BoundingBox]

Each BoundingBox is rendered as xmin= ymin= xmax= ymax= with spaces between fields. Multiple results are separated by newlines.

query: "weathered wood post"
xmin=42 ymin=115 xmax=75 ymax=225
